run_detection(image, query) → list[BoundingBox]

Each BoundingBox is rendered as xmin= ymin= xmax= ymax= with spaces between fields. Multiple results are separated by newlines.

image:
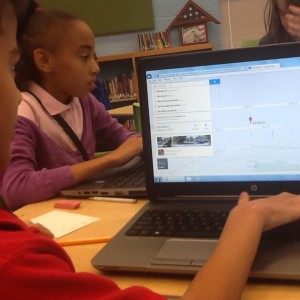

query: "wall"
xmin=95 ymin=0 xmax=269 ymax=56
xmin=95 ymin=0 xmax=221 ymax=56
xmin=39 ymin=0 xmax=155 ymax=36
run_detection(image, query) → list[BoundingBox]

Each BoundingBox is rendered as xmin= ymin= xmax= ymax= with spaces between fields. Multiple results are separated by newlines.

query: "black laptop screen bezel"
xmin=137 ymin=43 xmax=300 ymax=201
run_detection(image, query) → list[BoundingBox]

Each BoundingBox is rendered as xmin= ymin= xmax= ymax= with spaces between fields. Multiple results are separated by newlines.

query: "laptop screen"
xmin=138 ymin=43 xmax=300 ymax=197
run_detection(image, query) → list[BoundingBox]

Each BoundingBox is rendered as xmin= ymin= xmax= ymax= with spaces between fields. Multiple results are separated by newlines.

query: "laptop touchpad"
xmin=151 ymin=239 xmax=217 ymax=267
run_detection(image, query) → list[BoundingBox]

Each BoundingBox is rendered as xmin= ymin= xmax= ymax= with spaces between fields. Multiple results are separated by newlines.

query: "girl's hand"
xmin=108 ymin=137 xmax=143 ymax=166
xmin=25 ymin=220 xmax=54 ymax=238
xmin=236 ymin=192 xmax=300 ymax=232
xmin=286 ymin=5 xmax=300 ymax=40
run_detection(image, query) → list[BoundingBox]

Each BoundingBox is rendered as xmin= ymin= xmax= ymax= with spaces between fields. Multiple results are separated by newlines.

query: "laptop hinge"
xmin=156 ymin=195 xmax=239 ymax=202
xmin=156 ymin=195 xmax=274 ymax=202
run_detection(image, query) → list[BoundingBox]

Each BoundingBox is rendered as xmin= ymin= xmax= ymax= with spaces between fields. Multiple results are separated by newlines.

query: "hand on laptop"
xmin=236 ymin=192 xmax=300 ymax=232
xmin=70 ymin=136 xmax=143 ymax=184
xmin=183 ymin=192 xmax=300 ymax=300
xmin=108 ymin=136 xmax=143 ymax=166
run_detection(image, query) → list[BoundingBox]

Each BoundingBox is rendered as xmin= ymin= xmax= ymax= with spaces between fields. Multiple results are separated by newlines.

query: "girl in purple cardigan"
xmin=0 ymin=8 xmax=142 ymax=210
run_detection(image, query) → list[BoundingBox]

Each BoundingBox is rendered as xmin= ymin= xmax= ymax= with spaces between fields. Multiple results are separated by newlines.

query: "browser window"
xmin=146 ymin=57 xmax=300 ymax=182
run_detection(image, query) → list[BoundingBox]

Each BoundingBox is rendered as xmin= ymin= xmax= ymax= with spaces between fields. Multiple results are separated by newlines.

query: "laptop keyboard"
xmin=102 ymin=160 xmax=145 ymax=188
xmin=262 ymin=220 xmax=300 ymax=241
xmin=126 ymin=208 xmax=300 ymax=240
xmin=126 ymin=209 xmax=230 ymax=238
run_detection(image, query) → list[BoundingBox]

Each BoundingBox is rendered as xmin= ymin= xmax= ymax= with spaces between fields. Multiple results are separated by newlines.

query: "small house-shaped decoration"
xmin=166 ymin=0 xmax=220 ymax=46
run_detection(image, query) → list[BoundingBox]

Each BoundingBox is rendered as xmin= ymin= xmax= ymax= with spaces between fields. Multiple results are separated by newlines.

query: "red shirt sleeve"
xmin=0 ymin=211 xmax=167 ymax=300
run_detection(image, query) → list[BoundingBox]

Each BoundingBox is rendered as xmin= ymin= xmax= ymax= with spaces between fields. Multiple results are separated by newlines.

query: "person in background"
xmin=2 ymin=1 xmax=300 ymax=299
xmin=260 ymin=0 xmax=300 ymax=44
xmin=0 ymin=5 xmax=142 ymax=211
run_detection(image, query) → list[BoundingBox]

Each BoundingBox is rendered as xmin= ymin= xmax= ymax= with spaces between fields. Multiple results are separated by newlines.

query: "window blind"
xmin=220 ymin=0 xmax=268 ymax=48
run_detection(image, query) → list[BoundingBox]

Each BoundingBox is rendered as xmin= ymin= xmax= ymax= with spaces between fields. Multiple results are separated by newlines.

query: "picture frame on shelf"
xmin=166 ymin=0 xmax=220 ymax=46
xmin=181 ymin=24 xmax=207 ymax=45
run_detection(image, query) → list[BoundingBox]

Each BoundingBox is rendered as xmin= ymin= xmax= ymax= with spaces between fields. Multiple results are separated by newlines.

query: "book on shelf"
xmin=101 ymin=72 xmax=137 ymax=102
xmin=138 ymin=31 xmax=171 ymax=51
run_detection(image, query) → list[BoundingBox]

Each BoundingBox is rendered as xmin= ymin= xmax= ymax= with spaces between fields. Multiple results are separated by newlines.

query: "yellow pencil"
xmin=56 ymin=236 xmax=112 ymax=247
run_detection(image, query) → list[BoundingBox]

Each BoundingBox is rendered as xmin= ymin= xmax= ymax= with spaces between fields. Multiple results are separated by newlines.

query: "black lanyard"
xmin=26 ymin=90 xmax=90 ymax=161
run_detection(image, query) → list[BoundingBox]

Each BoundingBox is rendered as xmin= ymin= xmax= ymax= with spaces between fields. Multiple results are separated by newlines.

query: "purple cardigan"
xmin=0 ymin=95 xmax=137 ymax=210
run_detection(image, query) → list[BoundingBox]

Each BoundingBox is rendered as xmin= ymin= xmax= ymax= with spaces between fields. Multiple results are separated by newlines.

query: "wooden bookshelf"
xmin=97 ymin=43 xmax=213 ymax=106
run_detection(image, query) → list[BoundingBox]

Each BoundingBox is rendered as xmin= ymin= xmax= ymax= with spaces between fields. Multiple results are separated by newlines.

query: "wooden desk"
xmin=15 ymin=199 xmax=300 ymax=299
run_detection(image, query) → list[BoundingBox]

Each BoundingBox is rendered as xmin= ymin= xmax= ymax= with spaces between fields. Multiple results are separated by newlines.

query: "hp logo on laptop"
xmin=250 ymin=184 xmax=258 ymax=192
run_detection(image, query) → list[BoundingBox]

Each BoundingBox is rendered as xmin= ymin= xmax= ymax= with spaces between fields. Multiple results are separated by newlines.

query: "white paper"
xmin=31 ymin=210 xmax=100 ymax=238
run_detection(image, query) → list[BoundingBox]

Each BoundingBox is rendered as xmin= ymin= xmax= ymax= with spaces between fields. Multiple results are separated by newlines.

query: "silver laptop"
xmin=60 ymin=155 xmax=146 ymax=198
xmin=92 ymin=42 xmax=300 ymax=280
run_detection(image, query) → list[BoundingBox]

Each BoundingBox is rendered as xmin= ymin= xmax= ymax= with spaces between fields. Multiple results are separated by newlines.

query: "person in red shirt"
xmin=2 ymin=1 xmax=300 ymax=299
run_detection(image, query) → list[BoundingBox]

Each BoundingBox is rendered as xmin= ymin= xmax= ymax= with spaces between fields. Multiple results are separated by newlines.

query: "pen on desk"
xmin=88 ymin=196 xmax=137 ymax=203
xmin=57 ymin=236 xmax=112 ymax=247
